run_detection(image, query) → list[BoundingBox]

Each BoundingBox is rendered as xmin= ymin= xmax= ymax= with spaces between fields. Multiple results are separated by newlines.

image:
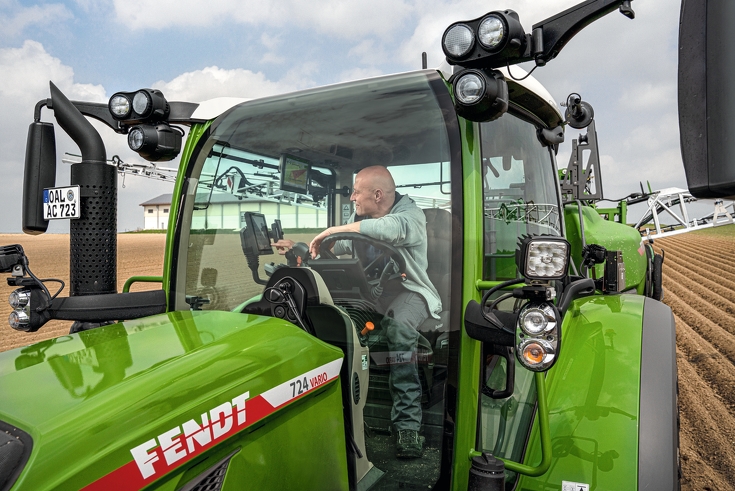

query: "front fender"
xmin=517 ymin=294 xmax=677 ymax=490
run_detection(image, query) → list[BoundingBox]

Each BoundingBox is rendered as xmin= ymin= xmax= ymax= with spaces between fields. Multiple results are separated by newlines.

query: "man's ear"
xmin=374 ymin=189 xmax=383 ymax=202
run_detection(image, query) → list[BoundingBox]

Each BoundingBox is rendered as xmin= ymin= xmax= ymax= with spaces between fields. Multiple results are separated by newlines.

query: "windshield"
xmin=173 ymin=71 xmax=458 ymax=490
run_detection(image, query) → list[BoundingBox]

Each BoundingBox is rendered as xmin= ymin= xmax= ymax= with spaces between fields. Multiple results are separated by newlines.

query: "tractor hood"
xmin=0 ymin=311 xmax=343 ymax=490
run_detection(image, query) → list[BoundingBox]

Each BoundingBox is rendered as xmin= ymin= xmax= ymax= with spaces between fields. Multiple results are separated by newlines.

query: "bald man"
xmin=274 ymin=165 xmax=441 ymax=459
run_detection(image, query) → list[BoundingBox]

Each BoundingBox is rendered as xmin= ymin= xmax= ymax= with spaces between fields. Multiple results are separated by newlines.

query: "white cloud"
xmin=151 ymin=65 xmax=302 ymax=102
xmin=618 ymin=82 xmax=676 ymax=113
xmin=338 ymin=66 xmax=384 ymax=83
xmin=259 ymin=33 xmax=285 ymax=64
xmin=113 ymin=0 xmax=413 ymax=39
xmin=0 ymin=2 xmax=72 ymax=38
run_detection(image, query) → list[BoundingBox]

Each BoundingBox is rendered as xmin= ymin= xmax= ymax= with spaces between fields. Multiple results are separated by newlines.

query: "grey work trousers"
xmin=377 ymin=289 xmax=430 ymax=432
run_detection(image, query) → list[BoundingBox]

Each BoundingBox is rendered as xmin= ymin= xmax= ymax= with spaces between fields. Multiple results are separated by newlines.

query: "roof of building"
xmin=140 ymin=194 xmax=173 ymax=206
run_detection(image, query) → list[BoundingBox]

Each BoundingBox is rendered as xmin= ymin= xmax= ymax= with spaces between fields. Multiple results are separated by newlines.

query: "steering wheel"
xmin=315 ymin=232 xmax=407 ymax=279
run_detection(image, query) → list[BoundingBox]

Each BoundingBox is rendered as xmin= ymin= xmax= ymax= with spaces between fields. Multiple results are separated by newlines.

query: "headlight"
xmin=478 ymin=15 xmax=505 ymax=49
xmin=132 ymin=90 xmax=152 ymax=117
xmin=9 ymin=310 xmax=30 ymax=330
xmin=450 ymin=68 xmax=509 ymax=122
xmin=455 ymin=72 xmax=485 ymax=104
xmin=128 ymin=127 xmax=145 ymax=151
xmin=516 ymin=301 xmax=560 ymax=371
xmin=127 ymin=124 xmax=182 ymax=162
xmin=517 ymin=236 xmax=570 ymax=281
xmin=8 ymin=289 xmax=30 ymax=309
xmin=442 ymin=24 xmax=474 ymax=59
xmin=109 ymin=94 xmax=131 ymax=119
xmin=519 ymin=304 xmax=556 ymax=335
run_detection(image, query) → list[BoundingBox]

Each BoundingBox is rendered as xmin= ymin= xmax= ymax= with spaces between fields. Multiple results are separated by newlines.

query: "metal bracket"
xmin=560 ymin=120 xmax=603 ymax=202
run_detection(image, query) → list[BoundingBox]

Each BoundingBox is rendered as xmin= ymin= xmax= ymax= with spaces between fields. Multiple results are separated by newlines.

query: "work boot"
xmin=396 ymin=429 xmax=424 ymax=459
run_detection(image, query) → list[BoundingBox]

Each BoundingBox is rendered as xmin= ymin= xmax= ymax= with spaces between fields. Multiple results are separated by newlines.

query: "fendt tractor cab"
xmin=1 ymin=1 xmax=692 ymax=490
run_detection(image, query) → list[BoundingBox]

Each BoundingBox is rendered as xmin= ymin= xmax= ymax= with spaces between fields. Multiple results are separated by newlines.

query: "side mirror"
xmin=23 ymin=121 xmax=56 ymax=234
xmin=679 ymin=0 xmax=735 ymax=198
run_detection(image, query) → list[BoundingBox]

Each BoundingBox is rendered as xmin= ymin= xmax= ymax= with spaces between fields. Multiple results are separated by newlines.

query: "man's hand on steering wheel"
xmin=309 ymin=222 xmax=361 ymax=259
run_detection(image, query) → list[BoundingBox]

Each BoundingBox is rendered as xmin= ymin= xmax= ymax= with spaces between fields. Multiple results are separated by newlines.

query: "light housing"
xmin=108 ymin=89 xmax=170 ymax=124
xmin=516 ymin=301 xmax=560 ymax=371
xmin=442 ymin=10 xmax=527 ymax=69
xmin=127 ymin=124 xmax=182 ymax=162
xmin=8 ymin=288 xmax=32 ymax=331
xmin=516 ymin=235 xmax=570 ymax=281
xmin=450 ymin=68 xmax=509 ymax=122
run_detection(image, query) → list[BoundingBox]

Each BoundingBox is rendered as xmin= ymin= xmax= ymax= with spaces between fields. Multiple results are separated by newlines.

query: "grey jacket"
xmin=334 ymin=195 xmax=442 ymax=319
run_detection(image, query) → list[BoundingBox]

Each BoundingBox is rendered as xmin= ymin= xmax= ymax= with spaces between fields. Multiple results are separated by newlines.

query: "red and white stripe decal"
xmin=81 ymin=358 xmax=342 ymax=491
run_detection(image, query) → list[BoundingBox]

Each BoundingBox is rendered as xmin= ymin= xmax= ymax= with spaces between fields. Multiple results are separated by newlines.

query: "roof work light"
xmin=442 ymin=10 xmax=527 ymax=68
xmin=108 ymin=89 xmax=169 ymax=124
xmin=108 ymin=89 xmax=181 ymax=162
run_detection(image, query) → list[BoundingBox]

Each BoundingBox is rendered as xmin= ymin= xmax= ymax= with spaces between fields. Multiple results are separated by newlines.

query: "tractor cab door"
xmin=170 ymin=70 xmax=463 ymax=490
xmin=474 ymin=111 xmax=564 ymax=486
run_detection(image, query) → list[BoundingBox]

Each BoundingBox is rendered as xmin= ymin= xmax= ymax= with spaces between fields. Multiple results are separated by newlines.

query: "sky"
xmin=0 ymin=0 xmax=702 ymax=233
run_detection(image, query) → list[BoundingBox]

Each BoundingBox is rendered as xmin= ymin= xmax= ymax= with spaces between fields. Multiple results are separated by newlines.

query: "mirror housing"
xmin=679 ymin=0 xmax=735 ymax=198
xmin=22 ymin=121 xmax=56 ymax=235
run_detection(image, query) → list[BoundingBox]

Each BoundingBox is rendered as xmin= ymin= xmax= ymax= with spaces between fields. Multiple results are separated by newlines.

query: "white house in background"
xmin=140 ymin=194 xmax=173 ymax=230
xmin=140 ymin=192 xmax=328 ymax=231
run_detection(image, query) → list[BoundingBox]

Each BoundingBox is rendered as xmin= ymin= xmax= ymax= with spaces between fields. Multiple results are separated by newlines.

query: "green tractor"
xmin=7 ymin=0 xmax=725 ymax=489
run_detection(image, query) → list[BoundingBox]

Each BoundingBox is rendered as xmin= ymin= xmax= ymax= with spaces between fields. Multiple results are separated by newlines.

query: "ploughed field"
xmin=1 ymin=231 xmax=734 ymax=490
xmin=654 ymin=232 xmax=735 ymax=491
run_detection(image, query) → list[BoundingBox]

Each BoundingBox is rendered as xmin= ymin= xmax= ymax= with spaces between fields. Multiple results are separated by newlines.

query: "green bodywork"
xmin=565 ymin=204 xmax=648 ymax=293
xmin=0 ymin=311 xmax=347 ymax=490
xmin=518 ymin=294 xmax=644 ymax=490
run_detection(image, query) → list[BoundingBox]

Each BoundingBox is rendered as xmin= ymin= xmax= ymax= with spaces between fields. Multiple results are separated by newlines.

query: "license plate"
xmin=43 ymin=185 xmax=80 ymax=220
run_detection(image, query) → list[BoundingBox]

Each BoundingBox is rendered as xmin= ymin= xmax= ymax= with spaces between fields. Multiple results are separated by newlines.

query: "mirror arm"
xmin=531 ymin=0 xmax=635 ymax=66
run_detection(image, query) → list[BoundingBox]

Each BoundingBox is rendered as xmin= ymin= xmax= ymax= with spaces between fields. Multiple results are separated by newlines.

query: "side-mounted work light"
xmin=450 ymin=68 xmax=508 ymax=122
xmin=516 ymin=235 xmax=570 ymax=281
xmin=512 ymin=235 xmax=569 ymax=372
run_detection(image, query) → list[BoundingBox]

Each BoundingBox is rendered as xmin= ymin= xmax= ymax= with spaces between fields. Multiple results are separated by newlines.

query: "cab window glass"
xmin=481 ymin=116 xmax=561 ymax=280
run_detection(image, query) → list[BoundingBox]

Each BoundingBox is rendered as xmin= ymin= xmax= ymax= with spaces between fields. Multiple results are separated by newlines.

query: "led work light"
xmin=8 ymin=288 xmax=31 ymax=330
xmin=516 ymin=236 xmax=570 ymax=281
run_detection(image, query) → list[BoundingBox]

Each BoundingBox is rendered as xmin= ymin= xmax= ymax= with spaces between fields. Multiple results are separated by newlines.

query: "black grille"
xmin=70 ymin=162 xmax=117 ymax=296
xmin=182 ymin=458 xmax=231 ymax=491
xmin=353 ymin=372 xmax=361 ymax=405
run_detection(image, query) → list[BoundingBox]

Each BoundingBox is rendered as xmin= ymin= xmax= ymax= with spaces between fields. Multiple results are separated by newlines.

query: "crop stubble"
xmin=1 ymin=232 xmax=734 ymax=490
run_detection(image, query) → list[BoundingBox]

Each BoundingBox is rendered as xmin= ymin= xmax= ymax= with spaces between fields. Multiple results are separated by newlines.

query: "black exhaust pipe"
xmin=49 ymin=82 xmax=117 ymax=301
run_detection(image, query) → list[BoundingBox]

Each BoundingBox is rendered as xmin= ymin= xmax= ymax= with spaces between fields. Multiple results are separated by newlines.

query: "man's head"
xmin=351 ymin=166 xmax=396 ymax=218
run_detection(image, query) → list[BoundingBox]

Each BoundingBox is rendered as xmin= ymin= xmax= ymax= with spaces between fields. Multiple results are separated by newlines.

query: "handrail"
xmin=470 ymin=371 xmax=552 ymax=477
xmin=122 ymin=276 xmax=163 ymax=293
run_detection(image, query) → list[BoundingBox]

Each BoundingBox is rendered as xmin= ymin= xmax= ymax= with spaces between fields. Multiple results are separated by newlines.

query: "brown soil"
xmin=1 ymin=232 xmax=734 ymax=490
xmin=654 ymin=233 xmax=735 ymax=490
xmin=0 ymin=234 xmax=166 ymax=351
